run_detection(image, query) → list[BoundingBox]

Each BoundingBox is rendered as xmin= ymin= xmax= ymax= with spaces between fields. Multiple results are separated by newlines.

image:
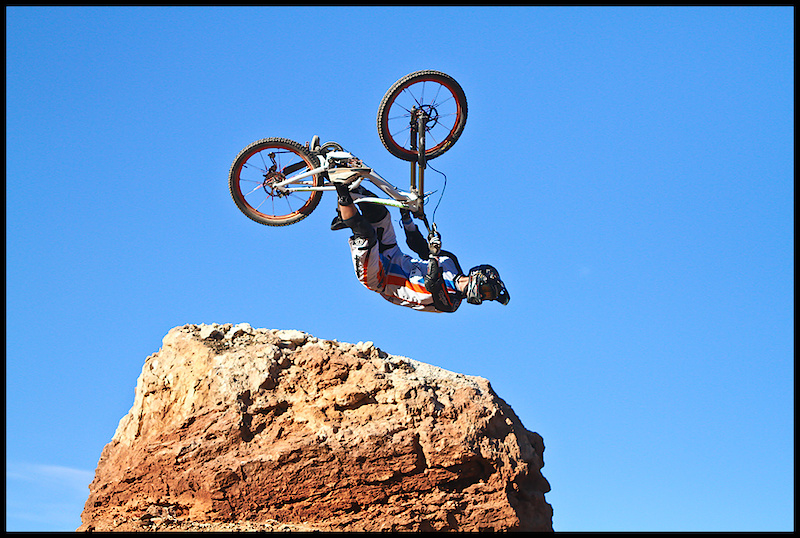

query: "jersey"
xmin=348 ymin=212 xmax=464 ymax=313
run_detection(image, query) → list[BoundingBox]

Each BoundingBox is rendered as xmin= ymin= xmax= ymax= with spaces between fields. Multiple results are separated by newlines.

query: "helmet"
xmin=465 ymin=265 xmax=510 ymax=305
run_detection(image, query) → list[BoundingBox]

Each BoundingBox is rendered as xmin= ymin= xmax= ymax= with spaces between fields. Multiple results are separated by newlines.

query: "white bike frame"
xmin=270 ymin=147 xmax=427 ymax=217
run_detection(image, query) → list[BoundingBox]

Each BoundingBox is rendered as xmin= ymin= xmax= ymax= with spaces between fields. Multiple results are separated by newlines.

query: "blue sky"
xmin=5 ymin=6 xmax=794 ymax=532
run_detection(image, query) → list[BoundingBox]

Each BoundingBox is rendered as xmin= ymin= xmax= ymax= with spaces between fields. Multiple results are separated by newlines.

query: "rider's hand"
xmin=428 ymin=231 xmax=442 ymax=257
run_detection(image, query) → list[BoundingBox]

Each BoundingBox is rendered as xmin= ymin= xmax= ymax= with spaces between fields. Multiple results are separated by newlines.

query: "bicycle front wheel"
xmin=377 ymin=70 xmax=468 ymax=162
xmin=228 ymin=138 xmax=322 ymax=226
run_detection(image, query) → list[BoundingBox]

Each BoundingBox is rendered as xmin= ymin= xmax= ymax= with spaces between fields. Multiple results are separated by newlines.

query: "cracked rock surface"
xmin=78 ymin=324 xmax=552 ymax=532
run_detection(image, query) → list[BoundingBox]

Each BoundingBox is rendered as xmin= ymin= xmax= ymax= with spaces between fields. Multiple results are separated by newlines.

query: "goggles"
xmin=480 ymin=282 xmax=498 ymax=302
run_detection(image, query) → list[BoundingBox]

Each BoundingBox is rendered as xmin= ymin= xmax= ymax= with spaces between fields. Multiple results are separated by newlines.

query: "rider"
xmin=329 ymin=168 xmax=509 ymax=313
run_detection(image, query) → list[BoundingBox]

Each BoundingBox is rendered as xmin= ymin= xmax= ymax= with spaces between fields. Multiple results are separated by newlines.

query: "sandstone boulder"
xmin=78 ymin=324 xmax=552 ymax=532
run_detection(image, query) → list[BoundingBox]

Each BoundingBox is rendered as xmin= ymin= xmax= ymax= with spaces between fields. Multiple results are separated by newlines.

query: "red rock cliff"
xmin=78 ymin=324 xmax=552 ymax=532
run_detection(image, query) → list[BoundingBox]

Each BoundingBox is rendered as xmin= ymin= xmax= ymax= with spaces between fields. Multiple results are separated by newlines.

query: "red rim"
xmin=381 ymin=76 xmax=465 ymax=160
xmin=232 ymin=142 xmax=319 ymax=223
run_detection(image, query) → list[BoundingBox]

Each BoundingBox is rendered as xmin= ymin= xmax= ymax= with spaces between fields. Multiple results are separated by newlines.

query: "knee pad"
xmin=351 ymin=185 xmax=389 ymax=223
xmin=343 ymin=214 xmax=377 ymax=249
xmin=359 ymin=201 xmax=389 ymax=223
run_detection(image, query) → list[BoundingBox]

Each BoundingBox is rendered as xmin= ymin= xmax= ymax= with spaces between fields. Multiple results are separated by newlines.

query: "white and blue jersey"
xmin=348 ymin=212 xmax=463 ymax=313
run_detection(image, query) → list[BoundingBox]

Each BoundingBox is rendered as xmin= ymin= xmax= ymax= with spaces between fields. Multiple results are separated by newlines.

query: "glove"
xmin=427 ymin=230 xmax=441 ymax=257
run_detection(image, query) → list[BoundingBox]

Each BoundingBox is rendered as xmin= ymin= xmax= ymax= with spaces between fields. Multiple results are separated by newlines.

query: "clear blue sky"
xmin=6 ymin=6 xmax=794 ymax=532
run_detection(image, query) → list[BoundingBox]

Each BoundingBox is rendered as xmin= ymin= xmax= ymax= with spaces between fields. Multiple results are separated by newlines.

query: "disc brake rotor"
xmin=419 ymin=104 xmax=441 ymax=131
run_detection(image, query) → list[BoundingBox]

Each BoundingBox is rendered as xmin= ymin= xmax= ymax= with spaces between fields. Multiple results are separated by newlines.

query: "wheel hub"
xmin=411 ymin=105 xmax=441 ymax=132
xmin=263 ymin=170 xmax=287 ymax=197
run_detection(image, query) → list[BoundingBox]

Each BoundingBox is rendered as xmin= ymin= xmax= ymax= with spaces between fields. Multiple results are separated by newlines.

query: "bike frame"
xmin=269 ymin=147 xmax=427 ymax=217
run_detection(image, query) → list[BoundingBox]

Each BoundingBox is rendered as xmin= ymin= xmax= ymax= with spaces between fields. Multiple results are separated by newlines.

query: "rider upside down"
xmin=330 ymin=170 xmax=509 ymax=313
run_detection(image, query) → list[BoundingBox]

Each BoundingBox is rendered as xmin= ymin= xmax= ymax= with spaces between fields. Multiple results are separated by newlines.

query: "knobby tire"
xmin=228 ymin=137 xmax=322 ymax=227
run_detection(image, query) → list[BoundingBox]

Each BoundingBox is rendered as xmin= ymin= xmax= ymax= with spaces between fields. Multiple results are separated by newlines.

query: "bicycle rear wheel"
xmin=228 ymin=138 xmax=323 ymax=226
xmin=377 ymin=70 xmax=468 ymax=162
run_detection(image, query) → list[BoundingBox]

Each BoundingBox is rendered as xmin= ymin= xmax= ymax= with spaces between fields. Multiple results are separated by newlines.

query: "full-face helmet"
xmin=465 ymin=265 xmax=510 ymax=305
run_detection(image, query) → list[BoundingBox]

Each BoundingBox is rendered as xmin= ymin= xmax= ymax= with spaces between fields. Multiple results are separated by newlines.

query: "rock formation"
xmin=78 ymin=324 xmax=552 ymax=532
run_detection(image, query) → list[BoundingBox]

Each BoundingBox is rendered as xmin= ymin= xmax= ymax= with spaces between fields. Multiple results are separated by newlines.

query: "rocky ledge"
xmin=78 ymin=324 xmax=552 ymax=532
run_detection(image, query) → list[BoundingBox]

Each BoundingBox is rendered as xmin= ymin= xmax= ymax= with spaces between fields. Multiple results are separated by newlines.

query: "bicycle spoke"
xmin=378 ymin=72 xmax=467 ymax=161
xmin=242 ymin=162 xmax=267 ymax=174
xmin=400 ymin=82 xmax=454 ymax=109
xmin=242 ymin=181 xmax=265 ymax=198
xmin=236 ymin=150 xmax=316 ymax=217
xmin=386 ymin=81 xmax=459 ymax=153
xmin=429 ymin=83 xmax=443 ymax=108
xmin=401 ymin=86 xmax=423 ymax=109
xmin=390 ymin=125 xmax=412 ymax=149
xmin=230 ymin=138 xmax=323 ymax=226
xmin=387 ymin=107 xmax=458 ymax=152
xmin=254 ymin=194 xmax=269 ymax=212
xmin=390 ymin=101 xmax=414 ymax=117
xmin=388 ymin=111 xmax=412 ymax=122
xmin=429 ymin=92 xmax=455 ymax=109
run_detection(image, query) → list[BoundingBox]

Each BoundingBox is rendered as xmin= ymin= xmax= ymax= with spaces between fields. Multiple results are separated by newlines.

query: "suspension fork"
xmin=410 ymin=107 xmax=431 ymax=232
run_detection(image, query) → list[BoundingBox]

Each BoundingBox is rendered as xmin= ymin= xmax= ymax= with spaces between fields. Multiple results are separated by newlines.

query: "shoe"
xmin=331 ymin=212 xmax=348 ymax=231
xmin=327 ymin=166 xmax=371 ymax=185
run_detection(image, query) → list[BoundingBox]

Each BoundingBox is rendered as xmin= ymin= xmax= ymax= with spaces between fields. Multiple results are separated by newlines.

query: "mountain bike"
xmin=228 ymin=70 xmax=468 ymax=230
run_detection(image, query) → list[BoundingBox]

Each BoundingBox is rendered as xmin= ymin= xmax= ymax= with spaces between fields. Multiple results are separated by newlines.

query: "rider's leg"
xmin=333 ymin=185 xmax=396 ymax=249
xmin=336 ymin=184 xmax=406 ymax=295
xmin=331 ymin=185 xmax=389 ymax=230
xmin=336 ymin=184 xmax=386 ymax=293
xmin=352 ymin=186 xmax=397 ymax=253
xmin=336 ymin=184 xmax=376 ymax=248
xmin=348 ymin=233 xmax=387 ymax=293
xmin=355 ymin=187 xmax=389 ymax=224
xmin=339 ymin=206 xmax=399 ymax=255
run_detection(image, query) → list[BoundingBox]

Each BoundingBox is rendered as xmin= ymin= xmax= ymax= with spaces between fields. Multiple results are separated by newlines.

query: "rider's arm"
xmin=400 ymin=210 xmax=430 ymax=258
xmin=405 ymin=228 xmax=430 ymax=259
xmin=424 ymin=257 xmax=459 ymax=313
